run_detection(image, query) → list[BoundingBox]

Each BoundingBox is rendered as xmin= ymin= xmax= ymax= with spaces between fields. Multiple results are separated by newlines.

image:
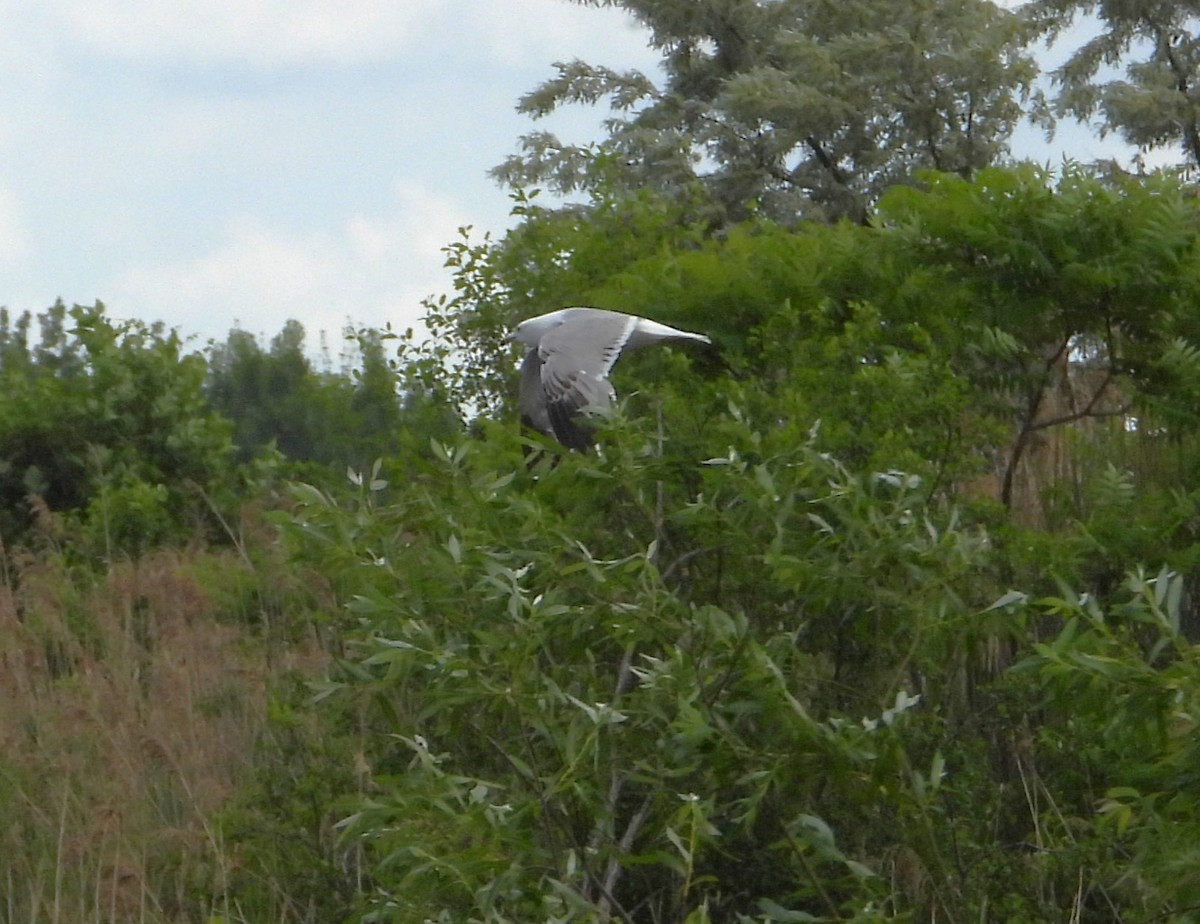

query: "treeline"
xmin=0 ymin=301 xmax=459 ymax=554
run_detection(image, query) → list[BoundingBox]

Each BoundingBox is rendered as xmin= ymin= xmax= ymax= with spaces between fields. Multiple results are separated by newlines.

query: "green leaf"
xmin=756 ymin=898 xmax=819 ymax=922
xmin=984 ymin=589 xmax=1028 ymax=612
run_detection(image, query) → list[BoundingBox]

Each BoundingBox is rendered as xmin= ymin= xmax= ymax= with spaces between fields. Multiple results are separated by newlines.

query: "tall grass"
xmin=0 ymin=540 xmax=328 ymax=923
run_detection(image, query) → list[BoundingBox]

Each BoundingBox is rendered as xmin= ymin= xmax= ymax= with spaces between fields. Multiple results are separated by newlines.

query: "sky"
xmin=0 ymin=1 xmax=1164 ymax=356
xmin=0 ymin=0 xmax=663 ymax=352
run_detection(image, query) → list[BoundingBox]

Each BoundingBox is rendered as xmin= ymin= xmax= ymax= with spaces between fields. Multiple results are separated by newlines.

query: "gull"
xmin=511 ymin=307 xmax=712 ymax=451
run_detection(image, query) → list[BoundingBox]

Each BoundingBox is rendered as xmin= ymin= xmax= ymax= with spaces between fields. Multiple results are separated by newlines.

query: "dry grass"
xmin=0 ymin=544 xmax=328 ymax=923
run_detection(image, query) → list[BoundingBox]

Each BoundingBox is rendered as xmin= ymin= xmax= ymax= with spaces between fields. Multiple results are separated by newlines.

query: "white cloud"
xmin=111 ymin=181 xmax=466 ymax=345
xmin=52 ymin=0 xmax=443 ymax=67
xmin=473 ymin=0 xmax=654 ymax=70
xmin=37 ymin=0 xmax=656 ymax=74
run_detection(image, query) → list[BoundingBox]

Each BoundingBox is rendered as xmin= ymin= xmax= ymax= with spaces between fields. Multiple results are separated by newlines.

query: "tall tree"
xmin=494 ymin=0 xmax=1042 ymax=224
xmin=206 ymin=322 xmax=460 ymax=476
xmin=1028 ymin=1 xmax=1200 ymax=166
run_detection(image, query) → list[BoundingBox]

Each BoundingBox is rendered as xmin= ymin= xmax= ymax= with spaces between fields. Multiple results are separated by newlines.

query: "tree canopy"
xmin=0 ymin=301 xmax=234 ymax=550
xmin=493 ymin=0 xmax=1043 ymax=224
xmin=1028 ymin=0 xmax=1200 ymax=165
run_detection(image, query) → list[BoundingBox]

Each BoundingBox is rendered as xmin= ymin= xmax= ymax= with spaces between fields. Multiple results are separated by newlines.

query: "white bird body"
xmin=511 ymin=307 xmax=711 ymax=451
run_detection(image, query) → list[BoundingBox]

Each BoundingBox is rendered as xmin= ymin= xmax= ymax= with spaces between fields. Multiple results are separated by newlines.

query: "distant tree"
xmin=264 ymin=319 xmax=315 ymax=459
xmin=494 ymin=0 xmax=1042 ymax=224
xmin=1027 ymin=0 xmax=1200 ymax=166
xmin=350 ymin=330 xmax=398 ymax=430
xmin=0 ymin=307 xmax=32 ymax=372
xmin=208 ymin=322 xmax=358 ymax=467
xmin=206 ymin=322 xmax=462 ymax=477
xmin=207 ymin=328 xmax=278 ymax=462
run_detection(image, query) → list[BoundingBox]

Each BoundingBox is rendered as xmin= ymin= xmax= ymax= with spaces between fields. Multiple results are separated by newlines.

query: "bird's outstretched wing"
xmin=535 ymin=311 xmax=636 ymax=449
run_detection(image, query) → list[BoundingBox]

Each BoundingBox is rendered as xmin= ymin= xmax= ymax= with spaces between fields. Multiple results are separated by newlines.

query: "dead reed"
xmin=0 ymin=544 xmax=328 ymax=923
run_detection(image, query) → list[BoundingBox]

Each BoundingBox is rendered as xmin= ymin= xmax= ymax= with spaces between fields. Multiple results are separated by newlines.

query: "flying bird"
xmin=511 ymin=307 xmax=712 ymax=451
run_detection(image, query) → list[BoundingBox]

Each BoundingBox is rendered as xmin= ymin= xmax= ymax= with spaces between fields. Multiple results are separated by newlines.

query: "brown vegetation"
xmin=0 ymin=543 xmax=327 ymax=923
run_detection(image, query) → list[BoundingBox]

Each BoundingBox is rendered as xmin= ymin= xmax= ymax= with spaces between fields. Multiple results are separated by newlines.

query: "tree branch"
xmin=1000 ymin=335 xmax=1072 ymax=508
xmin=1156 ymin=22 xmax=1200 ymax=165
xmin=1026 ymin=370 xmax=1127 ymax=432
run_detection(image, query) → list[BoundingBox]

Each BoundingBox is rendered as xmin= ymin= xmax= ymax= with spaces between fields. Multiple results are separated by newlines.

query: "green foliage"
xmin=0 ymin=301 xmax=234 ymax=550
xmin=217 ymin=675 xmax=363 ymax=923
xmin=1008 ymin=566 xmax=1200 ymax=918
xmin=80 ymin=479 xmax=174 ymax=557
xmin=875 ymin=164 xmax=1200 ymax=507
xmin=273 ymin=434 xmax=1200 ymax=919
xmin=1027 ymin=0 xmax=1200 ymax=166
xmin=278 ymin=409 xmax=1008 ymax=921
xmin=236 ymin=161 xmax=1200 ymax=923
xmin=876 ymin=165 xmax=1200 ymax=346
xmin=587 ymin=220 xmax=994 ymax=484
